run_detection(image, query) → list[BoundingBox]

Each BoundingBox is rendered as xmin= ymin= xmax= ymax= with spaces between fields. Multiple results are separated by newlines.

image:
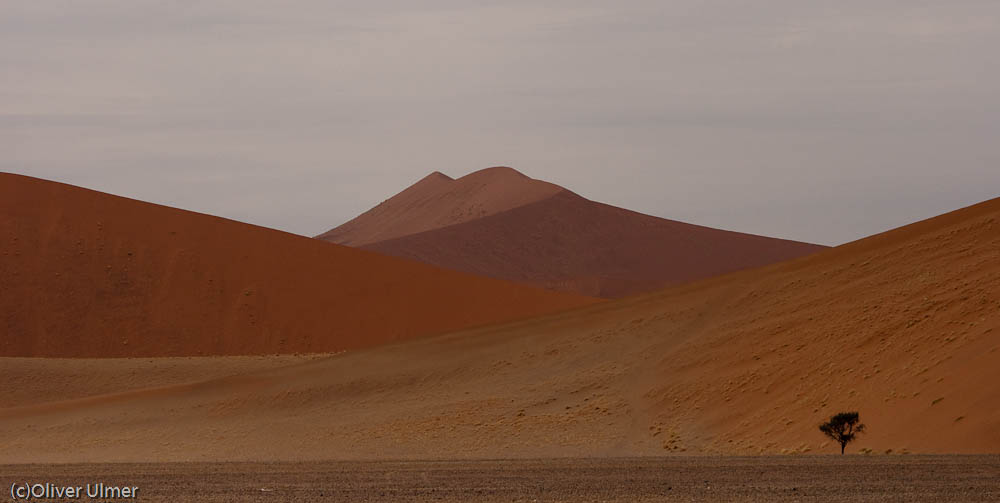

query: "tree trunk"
xmin=841 ymin=443 xmax=846 ymax=454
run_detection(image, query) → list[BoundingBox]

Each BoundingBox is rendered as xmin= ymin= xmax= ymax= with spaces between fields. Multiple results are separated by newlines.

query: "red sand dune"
xmin=0 ymin=173 xmax=598 ymax=357
xmin=317 ymin=167 xmax=563 ymax=246
xmin=318 ymin=167 xmax=826 ymax=297
xmin=3 ymin=195 xmax=997 ymax=461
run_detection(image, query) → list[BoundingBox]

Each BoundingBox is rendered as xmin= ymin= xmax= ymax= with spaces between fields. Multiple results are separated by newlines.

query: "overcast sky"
xmin=3 ymin=1 xmax=998 ymax=245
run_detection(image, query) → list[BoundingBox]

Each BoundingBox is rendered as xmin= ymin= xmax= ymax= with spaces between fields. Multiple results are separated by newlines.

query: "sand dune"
xmin=0 ymin=173 xmax=597 ymax=357
xmin=2 ymin=196 xmax=997 ymax=462
xmin=318 ymin=167 xmax=826 ymax=297
xmin=317 ymin=167 xmax=564 ymax=246
xmin=365 ymin=191 xmax=826 ymax=298
xmin=0 ymin=355 xmax=325 ymax=408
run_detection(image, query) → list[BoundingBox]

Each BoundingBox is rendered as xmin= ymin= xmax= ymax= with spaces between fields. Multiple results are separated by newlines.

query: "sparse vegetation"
xmin=819 ymin=411 xmax=866 ymax=454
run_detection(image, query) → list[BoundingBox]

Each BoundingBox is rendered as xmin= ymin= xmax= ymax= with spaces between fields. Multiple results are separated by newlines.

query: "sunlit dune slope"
xmin=1 ymin=194 xmax=997 ymax=462
xmin=0 ymin=173 xmax=598 ymax=357
xmin=318 ymin=167 xmax=825 ymax=297
xmin=0 ymin=355 xmax=323 ymax=408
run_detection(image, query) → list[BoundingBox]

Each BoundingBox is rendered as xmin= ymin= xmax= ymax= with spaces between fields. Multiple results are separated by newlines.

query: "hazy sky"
xmin=3 ymin=1 xmax=999 ymax=245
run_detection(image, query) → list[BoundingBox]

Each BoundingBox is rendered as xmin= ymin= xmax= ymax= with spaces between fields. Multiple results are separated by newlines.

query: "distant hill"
xmin=318 ymin=167 xmax=826 ymax=297
xmin=317 ymin=167 xmax=564 ymax=246
xmin=0 ymin=173 xmax=598 ymax=357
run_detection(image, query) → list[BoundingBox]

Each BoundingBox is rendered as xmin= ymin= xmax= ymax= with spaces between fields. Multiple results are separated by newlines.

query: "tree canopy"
xmin=819 ymin=411 xmax=866 ymax=454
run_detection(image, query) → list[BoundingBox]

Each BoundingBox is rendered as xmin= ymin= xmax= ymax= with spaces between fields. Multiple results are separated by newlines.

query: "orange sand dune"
xmin=2 ymin=196 xmax=997 ymax=462
xmin=0 ymin=355 xmax=323 ymax=408
xmin=319 ymin=167 xmax=826 ymax=297
xmin=0 ymin=173 xmax=597 ymax=357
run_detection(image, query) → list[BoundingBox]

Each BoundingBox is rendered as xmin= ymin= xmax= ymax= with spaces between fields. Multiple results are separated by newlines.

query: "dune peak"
xmin=422 ymin=171 xmax=454 ymax=182
xmin=317 ymin=166 xmax=565 ymax=246
xmin=458 ymin=166 xmax=530 ymax=181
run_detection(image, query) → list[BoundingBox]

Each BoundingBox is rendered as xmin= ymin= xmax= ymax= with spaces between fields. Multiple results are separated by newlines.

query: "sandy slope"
xmin=0 ymin=173 xmax=597 ymax=357
xmin=319 ymin=167 xmax=825 ymax=297
xmin=0 ymin=355 xmax=325 ymax=408
xmin=2 ymin=196 xmax=997 ymax=462
xmin=365 ymin=191 xmax=826 ymax=298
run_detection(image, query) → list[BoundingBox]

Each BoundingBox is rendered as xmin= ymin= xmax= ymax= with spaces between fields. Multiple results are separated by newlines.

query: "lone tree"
xmin=819 ymin=411 xmax=866 ymax=454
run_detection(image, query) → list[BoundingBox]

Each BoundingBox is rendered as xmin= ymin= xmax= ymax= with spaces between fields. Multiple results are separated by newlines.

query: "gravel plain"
xmin=4 ymin=456 xmax=999 ymax=502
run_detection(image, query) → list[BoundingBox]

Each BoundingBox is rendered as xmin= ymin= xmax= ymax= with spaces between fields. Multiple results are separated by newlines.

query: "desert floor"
xmin=4 ymin=456 xmax=998 ymax=502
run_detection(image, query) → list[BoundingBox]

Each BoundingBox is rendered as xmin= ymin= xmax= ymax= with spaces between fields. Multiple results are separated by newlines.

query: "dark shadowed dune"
xmin=363 ymin=190 xmax=826 ymax=298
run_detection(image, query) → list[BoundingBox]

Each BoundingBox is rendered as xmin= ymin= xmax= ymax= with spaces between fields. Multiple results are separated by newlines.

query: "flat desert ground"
xmin=5 ymin=456 xmax=998 ymax=502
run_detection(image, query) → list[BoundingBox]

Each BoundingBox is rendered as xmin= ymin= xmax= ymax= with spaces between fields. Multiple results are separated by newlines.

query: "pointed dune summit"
xmin=0 ymin=173 xmax=597 ymax=357
xmin=318 ymin=167 xmax=827 ymax=297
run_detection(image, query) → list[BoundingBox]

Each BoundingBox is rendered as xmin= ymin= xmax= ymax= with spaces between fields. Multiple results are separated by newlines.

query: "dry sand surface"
xmin=0 ymin=173 xmax=597 ymax=357
xmin=364 ymin=190 xmax=826 ymax=298
xmin=0 ymin=355 xmax=326 ymax=408
xmin=3 ymin=456 xmax=998 ymax=502
xmin=1 ymin=196 xmax=997 ymax=462
xmin=319 ymin=167 xmax=825 ymax=297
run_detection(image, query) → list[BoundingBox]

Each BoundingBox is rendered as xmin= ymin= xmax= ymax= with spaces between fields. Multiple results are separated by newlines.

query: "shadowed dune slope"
xmin=319 ymin=167 xmax=826 ymax=297
xmin=0 ymin=173 xmax=598 ymax=357
xmin=365 ymin=191 xmax=827 ymax=298
xmin=2 ymin=196 xmax=997 ymax=462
